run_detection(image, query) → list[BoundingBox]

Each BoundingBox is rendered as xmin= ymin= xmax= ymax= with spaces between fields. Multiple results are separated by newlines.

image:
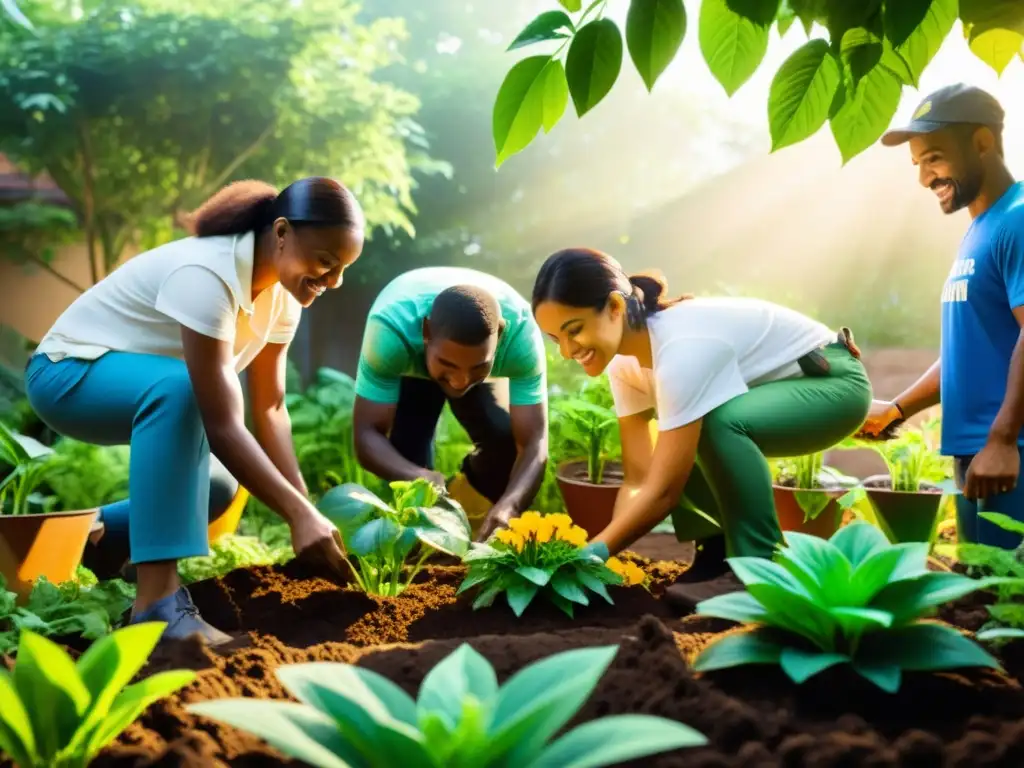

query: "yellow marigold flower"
xmin=606 ymin=556 xmax=626 ymax=575
xmin=558 ymin=524 xmax=589 ymax=548
xmin=622 ymin=562 xmax=646 ymax=586
xmin=509 ymin=511 xmax=544 ymax=535
xmin=534 ymin=517 xmax=555 ymax=543
xmin=495 ymin=528 xmax=525 ymax=552
xmin=546 ymin=513 xmax=574 ymax=531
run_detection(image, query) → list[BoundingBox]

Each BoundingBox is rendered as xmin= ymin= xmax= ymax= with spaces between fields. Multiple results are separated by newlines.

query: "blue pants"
xmin=26 ymin=352 xmax=212 ymax=563
xmin=954 ymin=447 xmax=1024 ymax=549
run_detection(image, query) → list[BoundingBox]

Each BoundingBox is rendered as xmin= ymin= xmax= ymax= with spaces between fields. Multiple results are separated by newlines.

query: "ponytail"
xmin=186 ymin=177 xmax=365 ymax=239
xmin=532 ymin=248 xmax=688 ymax=329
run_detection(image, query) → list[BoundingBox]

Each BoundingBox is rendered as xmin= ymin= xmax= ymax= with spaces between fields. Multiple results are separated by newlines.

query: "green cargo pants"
xmin=670 ymin=342 xmax=872 ymax=558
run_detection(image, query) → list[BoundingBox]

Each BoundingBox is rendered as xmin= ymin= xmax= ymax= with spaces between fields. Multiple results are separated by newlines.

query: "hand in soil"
xmin=855 ymin=399 xmax=904 ymax=441
xmin=290 ymin=511 xmax=351 ymax=583
xmin=474 ymin=504 xmax=515 ymax=542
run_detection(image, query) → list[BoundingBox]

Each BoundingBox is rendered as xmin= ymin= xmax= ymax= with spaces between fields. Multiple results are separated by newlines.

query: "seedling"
xmin=552 ymin=398 xmax=618 ymax=484
xmin=318 ymin=478 xmax=472 ymax=596
xmin=190 ymin=642 xmax=706 ymax=767
xmin=0 ymin=422 xmax=55 ymax=516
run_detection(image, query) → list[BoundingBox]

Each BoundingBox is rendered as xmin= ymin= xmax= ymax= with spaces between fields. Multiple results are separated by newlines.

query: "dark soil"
xmin=560 ymin=459 xmax=625 ymax=486
xmin=13 ymin=533 xmax=1024 ymax=768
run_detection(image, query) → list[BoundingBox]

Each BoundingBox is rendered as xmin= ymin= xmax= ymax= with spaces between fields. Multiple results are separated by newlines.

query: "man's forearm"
xmin=355 ymin=428 xmax=435 ymax=482
xmin=989 ymin=330 xmax=1024 ymax=444
xmin=492 ymin=441 xmax=547 ymax=513
xmin=894 ymin=358 xmax=941 ymax=418
xmin=253 ymin=408 xmax=309 ymax=497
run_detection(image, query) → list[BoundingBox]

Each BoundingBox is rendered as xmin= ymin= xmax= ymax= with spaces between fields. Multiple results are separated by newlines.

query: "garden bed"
xmin=7 ymin=534 xmax=1024 ymax=768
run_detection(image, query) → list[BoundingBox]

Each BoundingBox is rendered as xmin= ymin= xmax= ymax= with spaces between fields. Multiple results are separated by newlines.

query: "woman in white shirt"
xmin=531 ymin=248 xmax=872 ymax=609
xmin=26 ymin=177 xmax=364 ymax=644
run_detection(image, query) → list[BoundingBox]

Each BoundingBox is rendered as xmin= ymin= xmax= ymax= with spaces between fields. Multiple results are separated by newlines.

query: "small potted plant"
xmin=838 ymin=428 xmax=952 ymax=544
xmin=552 ymin=383 xmax=622 ymax=538
xmin=772 ymin=451 xmax=858 ymax=539
xmin=0 ymin=423 xmax=98 ymax=599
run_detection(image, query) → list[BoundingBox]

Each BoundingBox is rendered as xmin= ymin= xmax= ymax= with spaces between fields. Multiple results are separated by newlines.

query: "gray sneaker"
xmin=130 ymin=587 xmax=232 ymax=646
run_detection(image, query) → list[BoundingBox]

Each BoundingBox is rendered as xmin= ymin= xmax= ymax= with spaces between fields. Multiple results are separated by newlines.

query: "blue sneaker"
xmin=130 ymin=587 xmax=232 ymax=646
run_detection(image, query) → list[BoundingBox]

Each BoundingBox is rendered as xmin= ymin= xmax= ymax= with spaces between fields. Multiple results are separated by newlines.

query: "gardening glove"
xmin=855 ymin=400 xmax=904 ymax=441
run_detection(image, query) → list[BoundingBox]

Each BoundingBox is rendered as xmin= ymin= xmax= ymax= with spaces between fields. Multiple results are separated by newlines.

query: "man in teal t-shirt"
xmin=353 ymin=267 xmax=548 ymax=539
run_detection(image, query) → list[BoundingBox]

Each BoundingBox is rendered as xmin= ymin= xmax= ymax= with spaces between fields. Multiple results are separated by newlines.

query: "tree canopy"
xmin=0 ymin=0 xmax=445 ymax=285
xmin=493 ymin=0 xmax=1024 ymax=167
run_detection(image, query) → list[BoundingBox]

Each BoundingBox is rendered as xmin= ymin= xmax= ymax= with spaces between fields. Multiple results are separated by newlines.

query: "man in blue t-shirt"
xmin=860 ymin=84 xmax=1024 ymax=548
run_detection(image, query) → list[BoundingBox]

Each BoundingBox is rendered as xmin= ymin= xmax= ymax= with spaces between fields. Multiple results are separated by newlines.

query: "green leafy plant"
xmin=178 ymin=534 xmax=292 ymax=585
xmin=190 ymin=641 xmax=706 ymax=767
xmin=459 ymin=512 xmax=629 ymax=617
xmin=0 ymin=422 xmax=56 ymax=515
xmin=772 ymin=451 xmax=857 ymax=521
xmin=0 ymin=622 xmax=195 ymax=768
xmin=551 ymin=397 xmax=618 ymax=484
xmin=693 ymin=521 xmax=1014 ymax=692
xmin=840 ymin=428 xmax=952 ymax=492
xmin=318 ymin=478 xmax=472 ymax=596
xmin=0 ymin=574 xmax=134 ymax=656
xmin=493 ymin=0 xmax=1024 ymax=166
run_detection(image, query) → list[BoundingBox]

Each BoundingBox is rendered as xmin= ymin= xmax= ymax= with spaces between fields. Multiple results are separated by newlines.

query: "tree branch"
xmin=201 ymin=119 xmax=277 ymax=199
xmin=17 ymin=253 xmax=88 ymax=294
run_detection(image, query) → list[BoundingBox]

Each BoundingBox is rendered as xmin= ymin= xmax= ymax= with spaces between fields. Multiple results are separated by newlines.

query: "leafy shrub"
xmin=693 ymin=522 xmax=1011 ymax=692
xmin=190 ymin=642 xmax=706 ymax=767
xmin=0 ymin=623 xmax=195 ymax=768
xmin=0 ymin=574 xmax=133 ymax=656
xmin=459 ymin=512 xmax=626 ymax=617
xmin=318 ymin=478 xmax=471 ymax=596
xmin=178 ymin=534 xmax=292 ymax=585
xmin=43 ymin=439 xmax=131 ymax=512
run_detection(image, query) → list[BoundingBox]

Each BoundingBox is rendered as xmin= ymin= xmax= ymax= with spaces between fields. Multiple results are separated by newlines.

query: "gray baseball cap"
xmin=881 ymin=83 xmax=1005 ymax=147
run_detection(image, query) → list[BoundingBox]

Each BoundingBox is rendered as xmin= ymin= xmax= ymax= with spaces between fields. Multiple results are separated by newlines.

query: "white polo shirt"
xmin=36 ymin=231 xmax=302 ymax=373
xmin=607 ymin=297 xmax=835 ymax=430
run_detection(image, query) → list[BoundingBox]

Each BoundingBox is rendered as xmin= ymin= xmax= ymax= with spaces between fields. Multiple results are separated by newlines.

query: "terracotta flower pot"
xmin=207 ymin=487 xmax=250 ymax=543
xmin=773 ymin=485 xmax=845 ymax=539
xmin=0 ymin=509 xmax=98 ymax=600
xmin=862 ymin=474 xmax=944 ymax=544
xmin=555 ymin=460 xmax=623 ymax=538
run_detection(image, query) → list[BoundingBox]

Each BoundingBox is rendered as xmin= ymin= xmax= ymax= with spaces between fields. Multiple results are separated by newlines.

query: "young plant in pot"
xmin=771 ymin=451 xmax=858 ymax=539
xmin=838 ymin=429 xmax=953 ymax=544
xmin=0 ymin=423 xmax=98 ymax=600
xmin=552 ymin=382 xmax=622 ymax=538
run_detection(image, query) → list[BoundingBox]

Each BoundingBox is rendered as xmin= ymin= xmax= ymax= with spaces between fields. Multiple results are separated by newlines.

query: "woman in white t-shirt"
xmin=25 ymin=177 xmax=365 ymax=644
xmin=531 ymin=248 xmax=872 ymax=609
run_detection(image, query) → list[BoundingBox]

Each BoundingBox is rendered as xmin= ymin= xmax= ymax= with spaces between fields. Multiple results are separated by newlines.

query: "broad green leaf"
xmin=768 ymin=39 xmax=840 ymax=151
xmin=350 ymin=517 xmax=403 ymax=558
xmin=776 ymin=531 xmax=852 ymax=597
xmin=728 ymin=556 xmax=814 ymax=597
xmin=576 ymin=567 xmax=613 ymax=602
xmin=852 ymin=662 xmax=902 ymax=692
xmin=829 ymin=65 xmax=902 ymax=164
xmin=528 ymin=713 xmax=707 ymax=768
xmin=276 ymin=664 xmax=424 ymax=764
xmin=977 ymin=627 xmax=1024 ymax=642
xmin=75 ymin=622 xmax=167 ymax=736
xmin=840 ymin=27 xmax=883 ymax=89
xmin=456 ymin=569 xmax=493 ymax=595
xmin=970 ymin=28 xmax=1024 ymax=75
xmin=473 ymin=584 xmax=503 ymax=610
xmin=625 ymin=0 xmax=687 ymax=92
xmin=829 ymin=606 xmax=893 ymax=640
xmin=692 ymin=628 xmax=783 ymax=672
xmin=0 ymin=669 xmax=34 ymax=768
xmin=859 ymin=622 xmax=1001 ymax=673
xmin=487 ymin=646 xmax=618 ymax=766
xmin=699 ymin=0 xmax=770 ymax=96
xmin=190 ymin=700 xmax=363 ymax=768
xmin=86 ymin=670 xmax=197 ymax=757
xmin=558 ymin=0 xmax=583 ymax=10
xmin=872 ymin=574 xmax=1005 ymax=623
xmin=776 ymin=0 xmax=797 ymax=36
xmin=565 ymin=18 xmax=624 ymax=116
xmin=516 ymin=565 xmax=552 ymax=587
xmin=744 ymin=583 xmax=836 ymax=648
xmin=779 ymin=647 xmax=847 ymax=683
xmin=414 ymin=507 xmax=471 ymax=558
xmin=829 ymin=522 xmax=890 ymax=567
xmin=14 ymin=631 xmax=90 ymax=759
xmin=979 ymin=512 xmax=1024 ymax=536
xmin=892 ymin=0 xmax=956 ymax=84
xmin=847 ymin=543 xmax=930 ymax=605
xmin=551 ymin=571 xmax=590 ymax=605
xmin=493 ymin=56 xmax=569 ymax=166
xmin=508 ymin=11 xmax=574 ymax=52
xmin=988 ymin=603 xmax=1024 ymax=624
xmin=694 ymin=590 xmax=769 ymax=624
xmin=725 ymin=0 xmax=781 ymax=25
xmin=417 ymin=644 xmax=498 ymax=733
xmin=319 ymin=484 xmax=391 ymax=539
xmin=791 ymin=0 xmax=827 ymax=36
xmin=507 ymin=577 xmax=539 ymax=616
